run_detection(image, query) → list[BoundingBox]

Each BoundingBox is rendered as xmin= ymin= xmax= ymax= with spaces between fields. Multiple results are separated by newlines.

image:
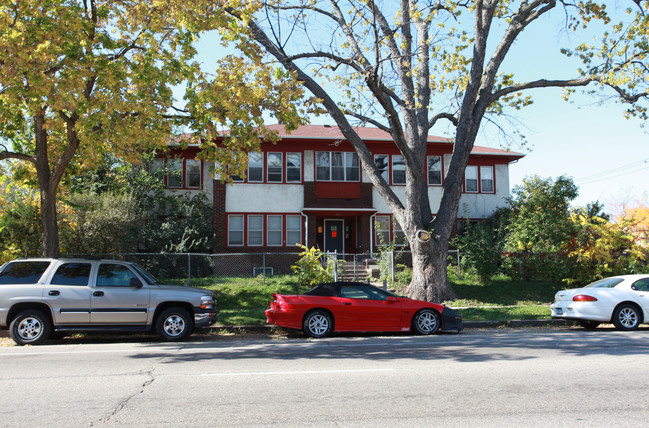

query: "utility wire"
xmin=575 ymin=158 xmax=649 ymax=185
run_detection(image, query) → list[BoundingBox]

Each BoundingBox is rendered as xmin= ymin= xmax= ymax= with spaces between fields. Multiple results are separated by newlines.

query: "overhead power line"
xmin=575 ymin=158 xmax=649 ymax=185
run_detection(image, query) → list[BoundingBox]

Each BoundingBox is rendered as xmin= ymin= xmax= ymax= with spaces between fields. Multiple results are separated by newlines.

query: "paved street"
xmin=1 ymin=327 xmax=649 ymax=427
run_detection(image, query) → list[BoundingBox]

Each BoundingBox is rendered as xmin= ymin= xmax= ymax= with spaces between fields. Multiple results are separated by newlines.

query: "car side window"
xmin=97 ymin=264 xmax=139 ymax=287
xmin=632 ymin=279 xmax=649 ymax=292
xmin=340 ymin=285 xmax=388 ymax=301
xmin=50 ymin=263 xmax=92 ymax=286
xmin=0 ymin=261 xmax=51 ymax=285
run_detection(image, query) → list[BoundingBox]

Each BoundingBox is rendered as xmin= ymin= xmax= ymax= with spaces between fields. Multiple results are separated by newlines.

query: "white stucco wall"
xmin=226 ymin=183 xmax=305 ymax=213
xmin=370 ymin=163 xmax=511 ymax=219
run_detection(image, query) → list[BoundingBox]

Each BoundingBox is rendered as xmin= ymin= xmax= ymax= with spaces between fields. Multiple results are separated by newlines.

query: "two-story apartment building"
xmin=155 ymin=124 xmax=524 ymax=254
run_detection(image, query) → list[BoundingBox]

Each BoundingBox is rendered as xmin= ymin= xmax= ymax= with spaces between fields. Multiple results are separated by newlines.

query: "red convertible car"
xmin=265 ymin=281 xmax=463 ymax=338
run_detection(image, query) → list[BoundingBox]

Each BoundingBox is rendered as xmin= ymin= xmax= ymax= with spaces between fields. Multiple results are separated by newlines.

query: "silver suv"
xmin=0 ymin=258 xmax=218 ymax=345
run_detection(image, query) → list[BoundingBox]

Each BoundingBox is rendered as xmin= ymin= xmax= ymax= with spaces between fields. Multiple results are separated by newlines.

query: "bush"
xmin=291 ymin=245 xmax=335 ymax=287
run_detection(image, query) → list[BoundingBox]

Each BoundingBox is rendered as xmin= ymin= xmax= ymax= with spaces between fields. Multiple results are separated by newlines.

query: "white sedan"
xmin=551 ymin=275 xmax=649 ymax=330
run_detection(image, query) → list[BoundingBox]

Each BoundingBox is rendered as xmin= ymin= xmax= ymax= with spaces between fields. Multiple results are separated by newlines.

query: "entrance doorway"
xmin=324 ymin=219 xmax=344 ymax=253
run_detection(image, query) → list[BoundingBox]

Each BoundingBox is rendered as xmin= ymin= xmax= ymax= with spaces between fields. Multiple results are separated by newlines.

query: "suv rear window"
xmin=0 ymin=261 xmax=51 ymax=285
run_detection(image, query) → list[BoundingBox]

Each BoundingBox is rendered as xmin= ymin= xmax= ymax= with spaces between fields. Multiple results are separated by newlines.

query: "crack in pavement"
xmin=91 ymin=369 xmax=155 ymax=426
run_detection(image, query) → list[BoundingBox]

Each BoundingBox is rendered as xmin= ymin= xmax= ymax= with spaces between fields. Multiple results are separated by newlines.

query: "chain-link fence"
xmin=64 ymin=249 xmax=459 ymax=285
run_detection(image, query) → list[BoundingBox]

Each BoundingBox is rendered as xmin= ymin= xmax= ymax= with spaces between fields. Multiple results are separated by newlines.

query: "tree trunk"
xmin=406 ymin=238 xmax=455 ymax=302
xmin=40 ymin=185 xmax=60 ymax=258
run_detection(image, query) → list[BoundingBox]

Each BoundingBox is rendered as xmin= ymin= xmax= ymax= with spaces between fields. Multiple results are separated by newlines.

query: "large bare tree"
xmin=221 ymin=0 xmax=649 ymax=301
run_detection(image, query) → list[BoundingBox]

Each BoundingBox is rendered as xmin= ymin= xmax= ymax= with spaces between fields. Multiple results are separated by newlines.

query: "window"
xmin=392 ymin=155 xmax=406 ymax=184
xmin=186 ymin=159 xmax=201 ymax=188
xmin=316 ymin=151 xmax=360 ymax=182
xmin=286 ymin=215 xmax=302 ymax=246
xmin=228 ymin=215 xmax=244 ymax=246
xmin=427 ymin=156 xmax=442 ymax=185
xmin=50 ymin=263 xmax=92 ymax=286
xmin=393 ymin=221 xmax=407 ymax=246
xmin=340 ymin=285 xmax=389 ymax=301
xmin=267 ymin=153 xmax=283 ymax=182
xmin=267 ymin=215 xmax=283 ymax=246
xmin=374 ymin=155 xmax=389 ymax=182
xmin=286 ymin=153 xmax=302 ymax=183
xmin=374 ymin=215 xmax=391 ymax=245
xmin=480 ymin=166 xmax=494 ymax=193
xmin=248 ymin=152 xmax=263 ymax=182
xmin=97 ymin=264 xmax=140 ymax=287
xmin=465 ymin=165 xmax=478 ymax=193
xmin=167 ymin=159 xmax=184 ymax=188
xmin=248 ymin=215 xmax=263 ymax=246
xmin=0 ymin=261 xmax=51 ymax=285
xmin=151 ymin=158 xmax=165 ymax=183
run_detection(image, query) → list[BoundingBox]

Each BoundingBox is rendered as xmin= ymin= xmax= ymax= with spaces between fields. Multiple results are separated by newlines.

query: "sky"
xmin=191 ymin=3 xmax=648 ymax=214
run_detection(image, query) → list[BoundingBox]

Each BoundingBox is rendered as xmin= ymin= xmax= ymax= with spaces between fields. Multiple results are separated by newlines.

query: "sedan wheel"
xmin=303 ymin=310 xmax=333 ymax=338
xmin=412 ymin=309 xmax=441 ymax=335
xmin=612 ymin=304 xmax=640 ymax=331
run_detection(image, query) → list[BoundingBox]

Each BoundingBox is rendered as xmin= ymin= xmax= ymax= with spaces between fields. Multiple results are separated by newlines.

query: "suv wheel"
xmin=10 ymin=310 xmax=52 ymax=346
xmin=156 ymin=307 xmax=194 ymax=342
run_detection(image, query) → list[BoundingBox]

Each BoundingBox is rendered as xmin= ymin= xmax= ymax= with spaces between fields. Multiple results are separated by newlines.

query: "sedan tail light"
xmin=573 ymin=295 xmax=598 ymax=302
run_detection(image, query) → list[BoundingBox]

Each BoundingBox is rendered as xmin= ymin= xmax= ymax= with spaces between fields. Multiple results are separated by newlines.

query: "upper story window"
xmin=316 ymin=151 xmax=359 ymax=182
xmin=465 ymin=165 xmax=479 ymax=193
xmin=154 ymin=158 xmax=202 ymax=189
xmin=392 ymin=155 xmax=406 ymax=185
xmin=464 ymin=165 xmax=495 ymax=193
xmin=248 ymin=153 xmax=264 ymax=182
xmin=267 ymin=153 xmax=283 ymax=182
xmin=481 ymin=166 xmax=494 ymax=193
xmin=286 ymin=153 xmax=302 ymax=183
xmin=186 ymin=159 xmax=201 ymax=188
xmin=374 ymin=155 xmax=389 ymax=182
xmin=167 ymin=159 xmax=184 ymax=188
xmin=233 ymin=152 xmax=302 ymax=183
xmin=427 ymin=156 xmax=442 ymax=185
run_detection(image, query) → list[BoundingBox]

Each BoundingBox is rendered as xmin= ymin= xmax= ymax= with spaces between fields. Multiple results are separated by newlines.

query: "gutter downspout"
xmin=301 ymin=211 xmax=309 ymax=248
xmin=369 ymin=213 xmax=377 ymax=258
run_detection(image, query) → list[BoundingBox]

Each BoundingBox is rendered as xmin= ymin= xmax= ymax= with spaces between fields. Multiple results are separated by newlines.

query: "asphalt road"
xmin=2 ymin=327 xmax=649 ymax=427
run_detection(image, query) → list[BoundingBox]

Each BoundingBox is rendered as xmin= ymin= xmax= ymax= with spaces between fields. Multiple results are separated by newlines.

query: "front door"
xmin=324 ymin=219 xmax=344 ymax=253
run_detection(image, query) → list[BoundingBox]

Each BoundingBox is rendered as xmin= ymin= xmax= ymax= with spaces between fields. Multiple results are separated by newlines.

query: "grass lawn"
xmin=177 ymin=272 xmax=567 ymax=326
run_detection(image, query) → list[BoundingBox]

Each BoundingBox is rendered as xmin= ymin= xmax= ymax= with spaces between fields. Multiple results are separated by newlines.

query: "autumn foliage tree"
xmin=219 ymin=1 xmax=649 ymax=301
xmin=0 ymin=0 xmax=309 ymax=257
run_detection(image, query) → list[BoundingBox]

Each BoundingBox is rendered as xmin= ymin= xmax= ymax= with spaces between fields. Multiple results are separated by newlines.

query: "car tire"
xmin=612 ymin=303 xmax=641 ymax=331
xmin=10 ymin=309 xmax=52 ymax=346
xmin=156 ymin=307 xmax=194 ymax=342
xmin=577 ymin=320 xmax=600 ymax=330
xmin=303 ymin=310 xmax=333 ymax=338
xmin=412 ymin=309 xmax=441 ymax=335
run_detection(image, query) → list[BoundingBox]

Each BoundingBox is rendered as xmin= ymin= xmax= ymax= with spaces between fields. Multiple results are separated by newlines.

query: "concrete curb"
xmin=0 ymin=319 xmax=573 ymax=340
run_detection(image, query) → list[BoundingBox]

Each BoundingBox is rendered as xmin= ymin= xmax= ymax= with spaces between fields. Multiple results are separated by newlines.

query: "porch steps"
xmin=338 ymin=259 xmax=379 ymax=281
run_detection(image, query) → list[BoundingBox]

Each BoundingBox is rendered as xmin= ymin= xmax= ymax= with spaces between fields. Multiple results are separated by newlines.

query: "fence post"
xmin=390 ymin=250 xmax=395 ymax=284
xmin=263 ymin=253 xmax=266 ymax=285
xmin=333 ymin=251 xmax=338 ymax=282
xmin=187 ymin=253 xmax=191 ymax=286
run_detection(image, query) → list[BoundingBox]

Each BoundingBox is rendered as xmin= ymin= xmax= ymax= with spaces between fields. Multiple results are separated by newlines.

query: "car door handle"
xmin=48 ymin=290 xmax=60 ymax=296
xmin=93 ymin=291 xmax=104 ymax=297
xmin=344 ymin=302 xmax=352 ymax=306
